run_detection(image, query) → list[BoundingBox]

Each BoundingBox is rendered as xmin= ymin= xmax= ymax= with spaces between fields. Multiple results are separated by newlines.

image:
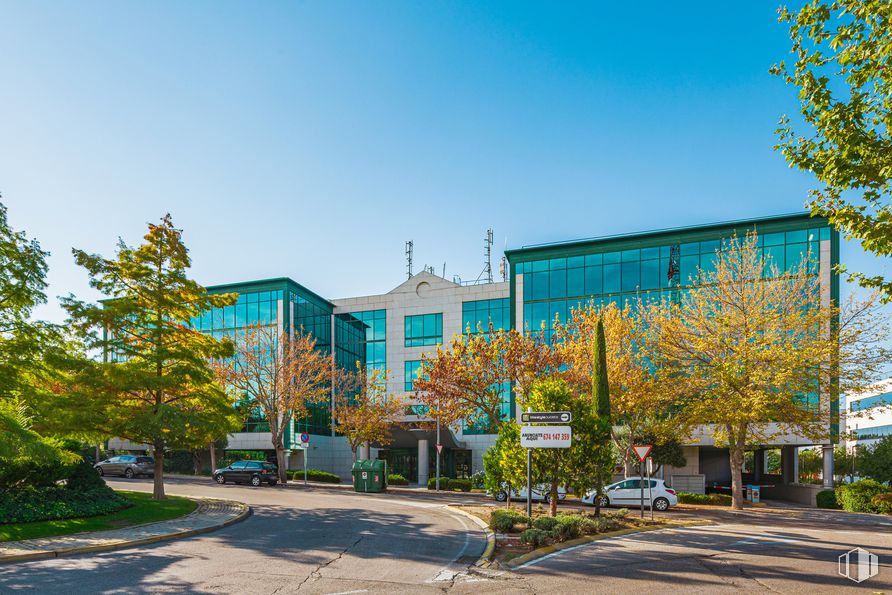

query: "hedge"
xmin=836 ymin=480 xmax=891 ymax=513
xmin=427 ymin=477 xmax=450 ymax=490
xmin=677 ymin=492 xmax=732 ymax=506
xmin=816 ymin=489 xmax=838 ymax=509
xmin=288 ymin=469 xmax=341 ymax=483
xmin=489 ymin=509 xmax=529 ymax=533
xmin=0 ymin=486 xmax=131 ymax=524
xmin=387 ymin=474 xmax=409 ymax=486
xmin=451 ymin=479 xmax=472 ymax=492
xmin=518 ymin=512 xmax=632 ymax=548
xmin=871 ymin=493 xmax=892 ymax=515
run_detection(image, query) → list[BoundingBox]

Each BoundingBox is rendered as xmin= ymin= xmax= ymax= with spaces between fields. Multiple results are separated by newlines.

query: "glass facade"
xmin=335 ymin=309 xmax=386 ymax=376
xmin=462 ymin=298 xmax=510 ymax=334
xmin=404 ymin=313 xmax=443 ymax=347
xmin=516 ymin=221 xmax=831 ymax=341
xmin=508 ymin=214 xmax=840 ymax=435
xmin=850 ymin=393 xmax=892 ymax=413
xmin=404 ymin=360 xmax=425 ymax=392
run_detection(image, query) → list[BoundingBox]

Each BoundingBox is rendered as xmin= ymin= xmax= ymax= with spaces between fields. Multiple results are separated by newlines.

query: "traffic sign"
xmin=521 ymin=411 xmax=572 ymax=424
xmin=300 ymin=432 xmax=310 ymax=444
xmin=632 ymin=444 xmax=652 ymax=462
xmin=521 ymin=425 xmax=572 ymax=448
xmin=436 ymin=444 xmax=443 ymax=454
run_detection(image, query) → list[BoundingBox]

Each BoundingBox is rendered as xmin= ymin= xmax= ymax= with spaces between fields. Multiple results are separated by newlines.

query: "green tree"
xmin=832 ymin=445 xmax=863 ymax=484
xmin=589 ymin=318 xmax=614 ymax=516
xmin=62 ymin=214 xmax=240 ymax=499
xmin=0 ymin=198 xmax=52 ymax=401
xmin=642 ymin=233 xmax=889 ymax=509
xmin=773 ymin=2 xmax=892 ymax=299
xmin=860 ymin=436 xmax=892 ymax=485
xmin=483 ymin=420 xmax=526 ymax=509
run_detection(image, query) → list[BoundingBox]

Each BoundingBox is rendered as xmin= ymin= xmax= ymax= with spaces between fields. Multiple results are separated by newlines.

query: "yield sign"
xmin=632 ymin=444 xmax=652 ymax=462
xmin=436 ymin=444 xmax=443 ymax=454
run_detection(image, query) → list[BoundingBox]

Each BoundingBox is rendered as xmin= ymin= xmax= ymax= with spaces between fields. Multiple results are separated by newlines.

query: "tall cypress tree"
xmin=593 ymin=317 xmax=611 ymax=419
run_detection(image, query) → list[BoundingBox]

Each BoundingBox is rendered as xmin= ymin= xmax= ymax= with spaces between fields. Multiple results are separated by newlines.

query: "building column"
xmin=792 ymin=448 xmax=799 ymax=484
xmin=359 ymin=442 xmax=370 ymax=460
xmin=753 ymin=449 xmax=764 ymax=483
xmin=822 ymin=444 xmax=834 ymax=488
xmin=417 ymin=439 xmax=429 ymax=486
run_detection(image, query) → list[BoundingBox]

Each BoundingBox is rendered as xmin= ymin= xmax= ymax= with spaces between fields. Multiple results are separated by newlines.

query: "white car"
xmin=582 ymin=477 xmax=678 ymax=512
xmin=493 ymin=483 xmax=568 ymax=503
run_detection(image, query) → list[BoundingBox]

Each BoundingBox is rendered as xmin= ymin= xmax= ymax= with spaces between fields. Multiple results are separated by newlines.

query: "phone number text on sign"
xmin=520 ymin=425 xmax=572 ymax=448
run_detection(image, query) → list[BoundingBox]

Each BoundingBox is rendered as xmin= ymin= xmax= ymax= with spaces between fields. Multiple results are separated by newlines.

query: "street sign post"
xmin=520 ymin=411 xmax=572 ymax=424
xmin=632 ymin=445 xmax=652 ymax=518
xmin=301 ymin=433 xmax=310 ymax=485
xmin=520 ymin=425 xmax=572 ymax=448
xmin=523 ymin=411 xmax=574 ymax=518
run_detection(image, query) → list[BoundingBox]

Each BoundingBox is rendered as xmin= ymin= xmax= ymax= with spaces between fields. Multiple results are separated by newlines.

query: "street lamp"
xmin=436 ymin=398 xmax=441 ymax=492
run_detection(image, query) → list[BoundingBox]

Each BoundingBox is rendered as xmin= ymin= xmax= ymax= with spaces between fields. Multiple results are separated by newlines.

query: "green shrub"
xmin=0 ymin=486 xmax=131 ymax=524
xmin=288 ymin=469 xmax=341 ymax=483
xmin=553 ymin=514 xmax=584 ymax=540
xmin=489 ymin=509 xmax=529 ymax=533
xmin=471 ymin=470 xmax=486 ymax=489
xmin=596 ymin=516 xmax=622 ymax=532
xmin=520 ymin=527 xmax=550 ymax=548
xmin=387 ymin=474 xmax=408 ymax=486
xmin=816 ymin=489 xmax=838 ymax=509
xmin=0 ymin=459 xmax=69 ymax=491
xmin=678 ymin=492 xmax=732 ymax=506
xmin=836 ymin=480 xmax=891 ymax=513
xmin=532 ymin=516 xmax=560 ymax=532
xmin=607 ymin=507 xmax=630 ymax=518
xmin=579 ymin=517 xmax=600 ymax=535
xmin=451 ymin=479 xmax=472 ymax=492
xmin=871 ymin=493 xmax=892 ymax=514
xmin=66 ymin=461 xmax=107 ymax=492
xmin=427 ymin=477 xmax=450 ymax=490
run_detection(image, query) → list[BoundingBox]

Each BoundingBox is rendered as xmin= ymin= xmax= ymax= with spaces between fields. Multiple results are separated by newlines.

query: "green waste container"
xmin=352 ymin=459 xmax=387 ymax=493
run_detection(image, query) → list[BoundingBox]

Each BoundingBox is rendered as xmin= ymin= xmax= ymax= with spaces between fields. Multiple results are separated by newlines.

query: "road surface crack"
xmin=292 ymin=534 xmax=364 ymax=593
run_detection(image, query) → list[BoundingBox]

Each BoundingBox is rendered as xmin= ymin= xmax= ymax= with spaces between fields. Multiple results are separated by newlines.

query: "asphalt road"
xmin=467 ymin=507 xmax=892 ymax=594
xmin=2 ymin=477 xmax=890 ymax=593
xmin=0 ymin=476 xmax=489 ymax=594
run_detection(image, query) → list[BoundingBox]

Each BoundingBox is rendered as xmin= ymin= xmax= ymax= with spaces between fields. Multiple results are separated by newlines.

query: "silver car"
xmin=95 ymin=455 xmax=155 ymax=478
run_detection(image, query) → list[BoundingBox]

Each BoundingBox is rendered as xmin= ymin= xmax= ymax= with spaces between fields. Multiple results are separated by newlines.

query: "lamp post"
xmin=436 ymin=398 xmax=441 ymax=492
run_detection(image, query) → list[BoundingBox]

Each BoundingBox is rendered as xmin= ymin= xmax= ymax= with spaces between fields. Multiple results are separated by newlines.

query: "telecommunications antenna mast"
xmin=405 ymin=240 xmax=414 ymax=279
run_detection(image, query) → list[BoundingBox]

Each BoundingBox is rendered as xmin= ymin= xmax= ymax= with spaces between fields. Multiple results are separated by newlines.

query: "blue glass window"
xmin=405 ymin=313 xmax=443 ymax=347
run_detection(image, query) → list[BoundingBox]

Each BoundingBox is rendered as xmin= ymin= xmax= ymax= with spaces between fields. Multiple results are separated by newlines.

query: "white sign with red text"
xmin=521 ymin=425 xmax=572 ymax=448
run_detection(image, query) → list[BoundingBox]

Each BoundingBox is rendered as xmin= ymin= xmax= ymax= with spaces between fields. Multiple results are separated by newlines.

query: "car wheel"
xmin=598 ymin=496 xmax=610 ymax=508
xmin=251 ymin=475 xmax=261 ymax=487
xmin=654 ymin=497 xmax=670 ymax=512
xmin=124 ymin=468 xmax=134 ymax=479
xmin=96 ymin=467 xmax=104 ymax=477
xmin=495 ymin=491 xmax=508 ymax=502
xmin=215 ymin=474 xmax=226 ymax=484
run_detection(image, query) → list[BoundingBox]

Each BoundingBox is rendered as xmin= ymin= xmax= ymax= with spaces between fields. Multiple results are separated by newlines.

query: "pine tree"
xmin=62 ymin=214 xmax=240 ymax=499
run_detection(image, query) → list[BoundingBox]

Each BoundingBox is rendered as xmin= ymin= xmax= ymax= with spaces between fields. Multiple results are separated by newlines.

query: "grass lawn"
xmin=0 ymin=491 xmax=197 ymax=542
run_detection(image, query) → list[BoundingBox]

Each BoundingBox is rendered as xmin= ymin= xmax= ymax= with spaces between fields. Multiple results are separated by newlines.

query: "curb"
xmin=0 ymin=498 xmax=251 ymax=565
xmin=505 ymin=520 xmax=712 ymax=570
xmin=447 ymin=506 xmax=495 ymax=567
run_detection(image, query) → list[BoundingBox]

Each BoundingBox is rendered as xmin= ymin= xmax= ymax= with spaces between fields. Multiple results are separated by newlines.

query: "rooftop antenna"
xmin=499 ymin=255 xmax=508 ymax=282
xmin=442 ymin=262 xmax=446 ymax=278
xmin=405 ymin=240 xmax=414 ymax=279
xmin=484 ymin=227 xmax=494 ymax=284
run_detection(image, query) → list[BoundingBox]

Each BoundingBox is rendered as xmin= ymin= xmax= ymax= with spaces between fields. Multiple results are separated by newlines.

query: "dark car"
xmin=95 ymin=455 xmax=155 ymax=478
xmin=213 ymin=461 xmax=278 ymax=487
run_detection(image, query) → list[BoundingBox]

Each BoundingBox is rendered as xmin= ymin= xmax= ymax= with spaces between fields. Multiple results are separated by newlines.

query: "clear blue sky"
xmin=0 ymin=1 xmax=887 ymax=323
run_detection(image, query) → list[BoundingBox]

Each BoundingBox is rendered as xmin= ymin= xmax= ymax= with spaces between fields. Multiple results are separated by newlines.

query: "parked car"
xmin=583 ymin=477 xmax=677 ymax=511
xmin=94 ymin=455 xmax=155 ymax=478
xmin=492 ymin=483 xmax=567 ymax=503
xmin=213 ymin=461 xmax=278 ymax=487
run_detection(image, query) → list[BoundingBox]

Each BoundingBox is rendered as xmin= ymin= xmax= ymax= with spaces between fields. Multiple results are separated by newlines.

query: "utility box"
xmin=352 ymin=459 xmax=386 ymax=493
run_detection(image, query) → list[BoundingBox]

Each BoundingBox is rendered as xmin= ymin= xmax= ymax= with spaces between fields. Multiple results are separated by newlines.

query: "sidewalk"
xmin=0 ymin=498 xmax=249 ymax=564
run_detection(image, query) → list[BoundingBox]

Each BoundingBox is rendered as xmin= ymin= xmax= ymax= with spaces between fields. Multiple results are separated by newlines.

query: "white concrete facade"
xmin=843 ymin=378 xmax=892 ymax=449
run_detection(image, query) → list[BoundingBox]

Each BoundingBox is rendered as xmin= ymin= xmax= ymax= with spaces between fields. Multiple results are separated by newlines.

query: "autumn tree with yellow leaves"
xmin=641 ymin=233 xmax=888 ymax=509
xmin=334 ymin=366 xmax=404 ymax=461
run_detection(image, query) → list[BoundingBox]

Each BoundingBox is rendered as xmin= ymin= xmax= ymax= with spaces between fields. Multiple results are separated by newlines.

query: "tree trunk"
xmin=153 ymin=445 xmax=165 ymax=500
xmin=209 ymin=442 xmax=217 ymax=472
xmin=549 ymin=477 xmax=559 ymax=517
xmin=729 ymin=438 xmax=745 ymax=510
xmin=275 ymin=444 xmax=288 ymax=484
